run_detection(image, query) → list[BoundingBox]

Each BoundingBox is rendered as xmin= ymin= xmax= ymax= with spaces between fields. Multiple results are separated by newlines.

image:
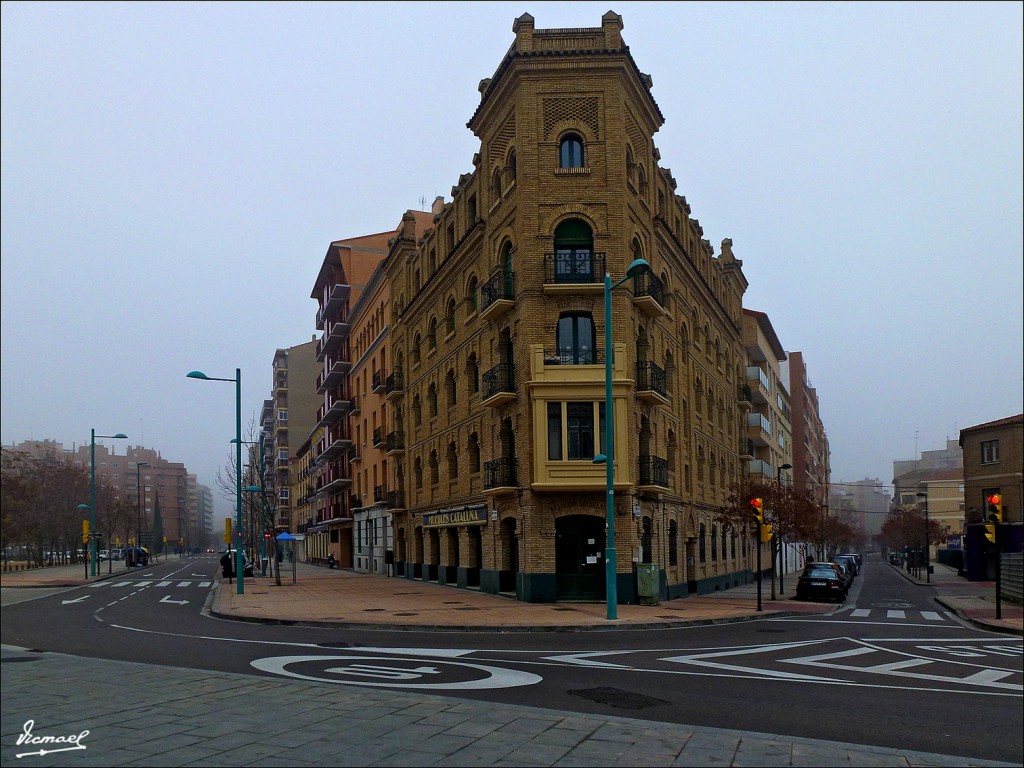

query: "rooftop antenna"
xmin=419 ymin=195 xmax=427 ymax=210
xmin=914 ymin=430 xmax=919 ymax=460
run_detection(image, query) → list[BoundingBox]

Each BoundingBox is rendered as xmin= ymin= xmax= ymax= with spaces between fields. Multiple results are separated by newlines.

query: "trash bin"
xmin=635 ymin=562 xmax=660 ymax=606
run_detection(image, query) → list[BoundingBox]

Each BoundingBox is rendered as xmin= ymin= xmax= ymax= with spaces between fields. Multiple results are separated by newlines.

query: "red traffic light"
xmin=986 ymin=493 xmax=1002 ymax=506
xmin=749 ymin=498 xmax=762 ymax=510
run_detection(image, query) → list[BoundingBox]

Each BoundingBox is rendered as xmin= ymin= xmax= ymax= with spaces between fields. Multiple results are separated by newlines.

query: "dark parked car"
xmin=797 ymin=565 xmax=847 ymax=602
xmin=835 ymin=554 xmax=859 ymax=577
xmin=830 ymin=559 xmax=854 ymax=588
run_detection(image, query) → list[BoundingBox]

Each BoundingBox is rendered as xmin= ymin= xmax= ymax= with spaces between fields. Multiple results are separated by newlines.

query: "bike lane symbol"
xmin=250 ymin=654 xmax=542 ymax=690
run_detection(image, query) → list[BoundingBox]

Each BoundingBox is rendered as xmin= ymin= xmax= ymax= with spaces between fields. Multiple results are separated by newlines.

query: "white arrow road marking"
xmin=661 ymin=640 xmax=842 ymax=682
xmin=61 ymin=596 xmax=91 ymax=605
xmin=542 ymin=652 xmax=632 ymax=669
xmin=159 ymin=596 xmax=189 ymax=605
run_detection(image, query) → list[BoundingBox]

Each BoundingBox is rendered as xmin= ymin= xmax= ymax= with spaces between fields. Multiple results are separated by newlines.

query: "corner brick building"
xmin=381 ymin=12 xmax=759 ymax=603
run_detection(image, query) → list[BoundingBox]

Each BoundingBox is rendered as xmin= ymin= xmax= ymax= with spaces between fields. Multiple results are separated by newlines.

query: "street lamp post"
xmin=188 ymin=368 xmax=243 ymax=595
xmin=135 ymin=462 xmax=149 ymax=565
xmin=89 ymin=429 xmax=128 ymax=576
xmin=594 ymin=257 xmax=650 ymax=621
xmin=776 ymin=463 xmax=793 ymax=593
xmin=916 ymin=491 xmax=929 ymax=583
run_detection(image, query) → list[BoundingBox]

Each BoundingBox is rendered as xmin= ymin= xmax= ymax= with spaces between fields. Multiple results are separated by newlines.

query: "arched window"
xmin=412 ymin=333 xmax=422 ymax=365
xmin=553 ymin=219 xmax=594 ymax=283
xmin=429 ymin=450 xmax=439 ymax=484
xmin=414 ymin=457 xmax=423 ymax=489
xmin=447 ymin=442 xmax=458 ymax=479
xmin=556 ymin=313 xmax=596 ymax=364
xmin=559 ymin=133 xmax=584 ymax=168
xmin=468 ymin=433 xmax=480 ymax=473
xmin=427 ymin=384 xmax=437 ymax=417
xmin=427 ymin=318 xmax=437 ymax=350
xmin=699 ymin=523 xmax=706 ymax=563
xmin=412 ymin=395 xmax=422 ymax=427
xmin=506 ymin=149 xmax=517 ymax=185
xmin=466 ymin=353 xmax=479 ymax=394
xmin=491 ymin=167 xmax=502 ymax=200
xmin=669 ymin=520 xmax=678 ymax=566
xmin=625 ymin=144 xmax=636 ymax=187
xmin=721 ymin=524 xmax=728 ymax=561
xmin=466 ymin=275 xmax=478 ymax=314
xmin=445 ymin=298 xmax=457 ymax=335
xmin=711 ymin=525 xmax=718 ymax=561
xmin=731 ymin=532 xmax=736 ymax=560
xmin=445 ymin=370 xmax=456 ymax=406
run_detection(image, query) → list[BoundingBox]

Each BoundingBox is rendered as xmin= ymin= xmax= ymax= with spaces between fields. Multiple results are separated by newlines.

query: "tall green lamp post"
xmin=593 ymin=257 xmax=649 ymax=621
xmin=90 ymin=429 xmax=128 ymax=576
xmin=187 ymin=368 xmax=243 ymax=595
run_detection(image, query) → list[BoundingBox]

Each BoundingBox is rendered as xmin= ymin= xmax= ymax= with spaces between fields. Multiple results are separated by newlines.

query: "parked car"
xmin=797 ymin=565 xmax=847 ymax=602
xmin=834 ymin=554 xmax=859 ymax=577
xmin=98 ymin=550 xmax=110 ymax=561
xmin=830 ymin=559 xmax=854 ymax=588
xmin=219 ymin=549 xmax=254 ymax=577
xmin=806 ymin=561 xmax=849 ymax=593
xmin=850 ymin=553 xmax=863 ymax=568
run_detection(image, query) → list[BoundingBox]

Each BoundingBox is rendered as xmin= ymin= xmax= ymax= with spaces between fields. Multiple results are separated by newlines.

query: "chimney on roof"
xmin=431 ymin=195 xmax=446 ymax=215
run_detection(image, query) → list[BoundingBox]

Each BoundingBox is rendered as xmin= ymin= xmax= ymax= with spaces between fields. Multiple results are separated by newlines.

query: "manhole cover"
xmin=569 ymin=687 xmax=668 ymax=710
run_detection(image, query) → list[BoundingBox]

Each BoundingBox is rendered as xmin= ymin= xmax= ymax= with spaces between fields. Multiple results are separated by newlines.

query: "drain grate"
xmin=361 ymin=608 xmax=385 ymax=612
xmin=455 ymin=606 xmax=480 ymax=611
xmin=393 ymin=612 xmax=419 ymax=617
xmin=569 ymin=687 xmax=668 ymax=710
xmin=657 ymin=615 xmax=679 ymax=620
xmin=553 ymin=607 xmax=578 ymax=612
xmin=442 ymin=601 xmax=463 ymax=605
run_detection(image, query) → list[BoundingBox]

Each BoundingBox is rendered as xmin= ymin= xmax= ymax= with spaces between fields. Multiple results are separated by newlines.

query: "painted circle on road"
xmin=250 ymin=654 xmax=542 ymax=690
xmin=871 ymin=600 xmax=914 ymax=609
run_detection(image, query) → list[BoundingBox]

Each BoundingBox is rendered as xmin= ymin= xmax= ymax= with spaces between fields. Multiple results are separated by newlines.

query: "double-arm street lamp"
xmin=916 ymin=491 xmax=930 ymax=583
xmin=89 ymin=429 xmax=128 ymax=576
xmin=593 ymin=257 xmax=650 ymax=621
xmin=187 ymin=368 xmax=243 ymax=595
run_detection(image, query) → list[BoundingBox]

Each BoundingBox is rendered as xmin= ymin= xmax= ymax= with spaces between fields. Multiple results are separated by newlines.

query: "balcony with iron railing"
xmin=385 ymin=370 xmax=404 ymax=399
xmin=371 ymin=370 xmax=386 ymax=393
xmin=543 ymin=251 xmax=605 ymax=295
xmin=479 ymin=271 xmax=516 ymax=321
xmin=737 ymin=384 xmax=752 ymax=406
xmin=483 ymin=457 xmax=517 ymax=493
xmin=316 ymin=319 xmax=350 ymax=361
xmin=317 ymin=359 xmax=351 ymax=394
xmin=739 ymin=438 xmax=754 ymax=458
xmin=482 ymin=363 xmax=515 ymax=407
xmin=373 ymin=485 xmax=386 ymax=504
xmin=632 ymin=271 xmax=668 ymax=318
xmin=638 ymin=455 xmax=669 ymax=489
xmin=635 ymin=361 xmax=669 ymax=405
xmin=387 ymin=490 xmax=406 ymax=509
xmin=372 ymin=426 xmax=384 ymax=447
xmin=542 ymin=347 xmax=604 ymax=366
xmin=385 ymin=431 xmax=404 ymax=455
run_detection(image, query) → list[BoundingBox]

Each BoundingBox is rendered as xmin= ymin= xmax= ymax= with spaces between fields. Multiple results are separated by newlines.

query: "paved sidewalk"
xmin=890 ymin=559 xmax=1023 ymax=635
xmin=1 ymin=645 xmax=1017 ymax=767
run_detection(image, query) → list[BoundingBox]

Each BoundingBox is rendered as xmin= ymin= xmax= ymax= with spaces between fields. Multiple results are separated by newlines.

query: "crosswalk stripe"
xmin=156 ymin=581 xmax=171 ymax=587
xmin=199 ymin=581 xmax=212 ymax=587
xmin=886 ymin=610 xmax=906 ymax=619
xmin=921 ymin=611 xmax=943 ymax=621
xmin=851 ymin=609 xmax=870 ymax=617
xmin=176 ymin=581 xmax=190 ymax=587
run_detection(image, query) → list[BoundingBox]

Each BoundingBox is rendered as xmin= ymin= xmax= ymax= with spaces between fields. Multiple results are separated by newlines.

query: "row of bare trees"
xmin=877 ymin=504 xmax=949 ymax=554
xmin=719 ymin=477 xmax=858 ymax=595
xmin=1 ymin=448 xmax=138 ymax=567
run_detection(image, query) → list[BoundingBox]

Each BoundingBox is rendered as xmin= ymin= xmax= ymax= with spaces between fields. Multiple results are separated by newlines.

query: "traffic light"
xmin=760 ymin=523 xmax=774 ymax=542
xmin=986 ymin=493 xmax=1003 ymax=524
xmin=750 ymin=497 xmax=764 ymax=524
xmin=224 ymin=518 xmax=232 ymax=544
xmin=82 ymin=519 xmax=90 ymax=544
xmin=984 ymin=524 xmax=996 ymax=544
xmin=264 ymin=531 xmax=272 ymax=540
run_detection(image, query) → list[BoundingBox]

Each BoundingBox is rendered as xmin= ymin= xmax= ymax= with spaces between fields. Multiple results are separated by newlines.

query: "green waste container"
xmin=635 ymin=563 xmax=660 ymax=606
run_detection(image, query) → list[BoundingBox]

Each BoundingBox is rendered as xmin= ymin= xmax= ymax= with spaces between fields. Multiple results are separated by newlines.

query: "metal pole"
xmin=604 ymin=273 xmax=617 ymax=621
xmin=924 ymin=501 xmax=930 ymax=583
xmin=756 ymin=521 xmax=763 ymax=611
xmin=235 ymin=368 xmax=244 ymax=595
xmin=90 ymin=429 xmax=97 ymax=577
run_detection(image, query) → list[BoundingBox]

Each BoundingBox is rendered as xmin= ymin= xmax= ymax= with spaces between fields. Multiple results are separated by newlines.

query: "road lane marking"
xmin=886 ymin=610 xmax=906 ymax=619
xmin=921 ymin=611 xmax=943 ymax=621
xmin=851 ymin=609 xmax=870 ymax=617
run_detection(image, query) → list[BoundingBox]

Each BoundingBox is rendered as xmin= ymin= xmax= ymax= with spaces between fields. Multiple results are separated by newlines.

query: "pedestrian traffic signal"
xmin=986 ymin=493 xmax=1003 ymax=524
xmin=82 ymin=519 xmax=90 ymax=544
xmin=750 ymin=497 xmax=764 ymax=524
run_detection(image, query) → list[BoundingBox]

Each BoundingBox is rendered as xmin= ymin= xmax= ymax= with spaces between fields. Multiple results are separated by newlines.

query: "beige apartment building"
xmin=784 ymin=351 xmax=830 ymax=506
xmin=380 ymin=12 xmax=759 ymax=603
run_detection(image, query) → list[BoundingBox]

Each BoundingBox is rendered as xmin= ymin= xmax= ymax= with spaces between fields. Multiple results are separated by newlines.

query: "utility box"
xmin=635 ymin=563 xmax=660 ymax=606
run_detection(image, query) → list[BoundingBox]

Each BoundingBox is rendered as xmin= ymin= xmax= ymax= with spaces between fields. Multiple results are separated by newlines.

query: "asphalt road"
xmin=2 ymin=554 xmax=1021 ymax=763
